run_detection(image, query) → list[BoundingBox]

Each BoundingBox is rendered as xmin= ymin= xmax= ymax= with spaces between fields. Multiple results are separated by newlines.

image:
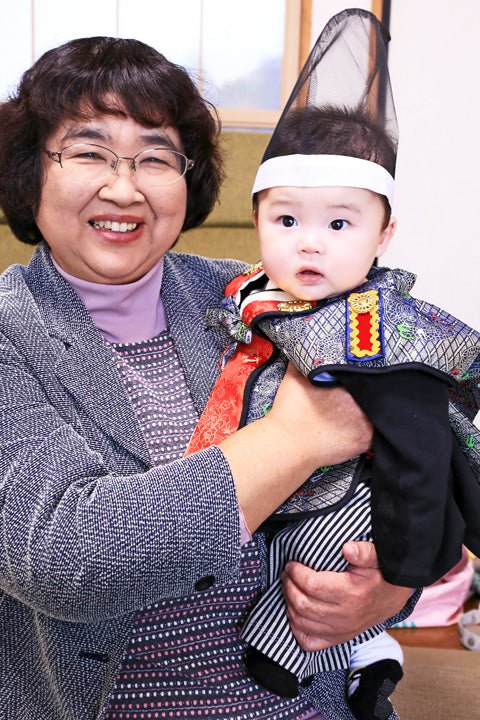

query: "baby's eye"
xmin=329 ymin=219 xmax=349 ymax=231
xmin=279 ymin=215 xmax=298 ymax=227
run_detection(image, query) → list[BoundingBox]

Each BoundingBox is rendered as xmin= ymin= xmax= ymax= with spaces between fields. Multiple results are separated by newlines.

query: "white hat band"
xmin=252 ymin=154 xmax=395 ymax=206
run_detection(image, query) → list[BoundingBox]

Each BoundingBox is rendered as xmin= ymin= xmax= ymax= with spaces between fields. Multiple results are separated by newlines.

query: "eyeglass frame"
xmin=44 ymin=142 xmax=195 ymax=186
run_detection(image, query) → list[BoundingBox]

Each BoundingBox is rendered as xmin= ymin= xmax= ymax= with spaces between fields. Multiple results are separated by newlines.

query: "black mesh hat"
xmin=252 ymin=8 xmax=398 ymax=207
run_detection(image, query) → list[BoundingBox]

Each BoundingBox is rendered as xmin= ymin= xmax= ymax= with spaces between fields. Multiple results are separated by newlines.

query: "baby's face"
xmin=254 ymin=185 xmax=396 ymax=301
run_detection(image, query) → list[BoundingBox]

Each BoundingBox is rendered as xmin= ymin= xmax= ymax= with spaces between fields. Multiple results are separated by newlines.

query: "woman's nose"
xmin=98 ymin=164 xmax=145 ymax=206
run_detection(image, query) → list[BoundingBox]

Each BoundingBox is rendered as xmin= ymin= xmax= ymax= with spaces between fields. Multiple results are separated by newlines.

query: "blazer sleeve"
xmin=0 ymin=329 xmax=241 ymax=624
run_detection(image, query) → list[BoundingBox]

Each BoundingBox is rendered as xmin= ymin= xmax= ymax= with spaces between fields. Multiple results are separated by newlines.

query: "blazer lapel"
xmin=53 ymin=341 xmax=150 ymax=465
xmin=25 ymin=246 xmax=151 ymax=466
xmin=161 ymin=253 xmax=236 ymax=415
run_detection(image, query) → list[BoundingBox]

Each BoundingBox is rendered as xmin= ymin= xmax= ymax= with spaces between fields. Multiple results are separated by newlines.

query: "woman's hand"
xmin=282 ymin=541 xmax=412 ymax=649
xmin=269 ymin=364 xmax=373 ymax=469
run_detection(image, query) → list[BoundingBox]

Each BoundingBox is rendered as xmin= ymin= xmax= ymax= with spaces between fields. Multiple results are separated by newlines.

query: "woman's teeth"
xmin=90 ymin=220 xmax=139 ymax=232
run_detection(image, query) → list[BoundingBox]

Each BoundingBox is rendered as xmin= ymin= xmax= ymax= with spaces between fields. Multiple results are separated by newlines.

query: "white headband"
xmin=252 ymin=154 xmax=395 ymax=206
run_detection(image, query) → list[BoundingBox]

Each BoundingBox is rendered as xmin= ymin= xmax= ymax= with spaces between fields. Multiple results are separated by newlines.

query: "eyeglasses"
xmin=45 ymin=143 xmax=195 ymax=186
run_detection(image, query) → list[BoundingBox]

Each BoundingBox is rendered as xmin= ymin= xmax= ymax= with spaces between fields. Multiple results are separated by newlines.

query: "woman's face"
xmin=35 ymin=114 xmax=188 ymax=284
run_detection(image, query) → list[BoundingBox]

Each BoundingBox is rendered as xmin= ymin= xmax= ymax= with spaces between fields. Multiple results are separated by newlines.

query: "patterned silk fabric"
xmin=185 ymin=334 xmax=274 ymax=456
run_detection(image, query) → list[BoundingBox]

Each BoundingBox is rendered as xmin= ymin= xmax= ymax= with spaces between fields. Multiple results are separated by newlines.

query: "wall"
xmin=386 ymin=0 xmax=480 ymax=330
xmin=311 ymin=0 xmax=480 ymax=330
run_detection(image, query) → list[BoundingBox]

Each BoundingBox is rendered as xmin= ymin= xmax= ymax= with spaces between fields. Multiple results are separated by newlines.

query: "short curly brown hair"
xmin=0 ymin=37 xmax=223 ymax=245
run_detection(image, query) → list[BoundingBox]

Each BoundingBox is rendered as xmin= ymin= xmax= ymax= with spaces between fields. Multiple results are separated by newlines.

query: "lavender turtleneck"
xmin=51 ymin=256 xmax=167 ymax=343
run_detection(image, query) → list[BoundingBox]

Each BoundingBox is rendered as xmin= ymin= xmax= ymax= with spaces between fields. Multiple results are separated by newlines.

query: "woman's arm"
xmin=0 ymin=332 xmax=370 ymax=623
xmin=0 ymin=327 xmax=239 ymax=620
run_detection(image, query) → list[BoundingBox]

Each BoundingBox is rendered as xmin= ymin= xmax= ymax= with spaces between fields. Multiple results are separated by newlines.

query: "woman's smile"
xmin=88 ymin=214 xmax=144 ymax=243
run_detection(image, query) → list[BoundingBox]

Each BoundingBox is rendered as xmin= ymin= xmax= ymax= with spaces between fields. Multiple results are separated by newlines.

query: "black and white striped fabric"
xmin=241 ymin=481 xmax=385 ymax=677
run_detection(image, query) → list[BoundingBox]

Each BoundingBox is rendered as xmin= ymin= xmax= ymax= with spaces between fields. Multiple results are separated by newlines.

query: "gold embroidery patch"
xmin=347 ymin=290 xmax=382 ymax=358
xmin=243 ymin=261 xmax=263 ymax=276
xmin=349 ymin=290 xmax=377 ymax=313
xmin=277 ymin=300 xmax=314 ymax=312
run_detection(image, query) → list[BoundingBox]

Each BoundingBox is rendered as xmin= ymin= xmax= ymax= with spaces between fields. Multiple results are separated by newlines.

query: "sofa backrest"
xmin=175 ymin=130 xmax=270 ymax=263
xmin=0 ymin=219 xmax=35 ymax=272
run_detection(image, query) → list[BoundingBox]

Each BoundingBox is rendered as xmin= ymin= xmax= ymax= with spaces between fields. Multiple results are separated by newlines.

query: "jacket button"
xmin=195 ymin=575 xmax=215 ymax=592
xmin=300 ymin=676 xmax=314 ymax=688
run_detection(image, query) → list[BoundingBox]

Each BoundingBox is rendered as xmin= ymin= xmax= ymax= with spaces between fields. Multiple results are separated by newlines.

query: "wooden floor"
xmin=388 ymin=596 xmax=480 ymax=720
xmin=388 ymin=595 xmax=478 ymax=650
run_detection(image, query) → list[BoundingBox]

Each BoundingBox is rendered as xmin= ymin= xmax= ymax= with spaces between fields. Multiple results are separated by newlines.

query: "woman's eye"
xmin=329 ymin=219 xmax=348 ymax=231
xmin=280 ymin=215 xmax=297 ymax=227
xmin=141 ymin=155 xmax=167 ymax=166
xmin=75 ymin=151 xmax=104 ymax=160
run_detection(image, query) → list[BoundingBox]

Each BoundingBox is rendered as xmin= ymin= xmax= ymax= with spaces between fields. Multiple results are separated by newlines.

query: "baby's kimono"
xmin=186 ymin=264 xmax=480 ymax=684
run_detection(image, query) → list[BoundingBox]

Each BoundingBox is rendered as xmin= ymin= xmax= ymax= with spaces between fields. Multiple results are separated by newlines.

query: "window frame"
xmin=217 ymin=0 xmax=386 ymax=130
xmin=217 ymin=0 xmax=309 ymax=129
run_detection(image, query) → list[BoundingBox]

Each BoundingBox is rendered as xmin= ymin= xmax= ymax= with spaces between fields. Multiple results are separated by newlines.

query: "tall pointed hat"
xmin=253 ymin=8 xmax=398 ymax=207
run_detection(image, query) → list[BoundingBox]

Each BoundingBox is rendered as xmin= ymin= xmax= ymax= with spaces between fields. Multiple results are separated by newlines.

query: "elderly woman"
xmin=0 ymin=37 xmax=413 ymax=720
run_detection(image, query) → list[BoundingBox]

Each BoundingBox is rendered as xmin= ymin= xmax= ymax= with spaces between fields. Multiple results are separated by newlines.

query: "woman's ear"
xmin=376 ymin=216 xmax=397 ymax=258
xmin=252 ymin=207 xmax=259 ymax=229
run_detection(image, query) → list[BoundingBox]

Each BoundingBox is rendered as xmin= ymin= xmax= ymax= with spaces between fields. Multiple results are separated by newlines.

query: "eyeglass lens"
xmin=59 ymin=144 xmax=189 ymax=185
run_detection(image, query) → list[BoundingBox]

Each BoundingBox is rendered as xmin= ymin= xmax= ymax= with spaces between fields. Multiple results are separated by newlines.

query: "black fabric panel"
xmin=334 ymin=369 xmax=470 ymax=587
xmin=450 ymin=433 xmax=480 ymax=556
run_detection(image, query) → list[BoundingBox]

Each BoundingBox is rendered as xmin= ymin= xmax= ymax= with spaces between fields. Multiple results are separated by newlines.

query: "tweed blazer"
xmin=0 ymin=244 xmax=248 ymax=719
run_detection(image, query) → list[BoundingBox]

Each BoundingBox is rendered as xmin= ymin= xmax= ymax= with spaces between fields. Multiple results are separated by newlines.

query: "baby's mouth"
xmin=297 ymin=268 xmax=322 ymax=278
xmin=89 ymin=220 xmax=140 ymax=233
